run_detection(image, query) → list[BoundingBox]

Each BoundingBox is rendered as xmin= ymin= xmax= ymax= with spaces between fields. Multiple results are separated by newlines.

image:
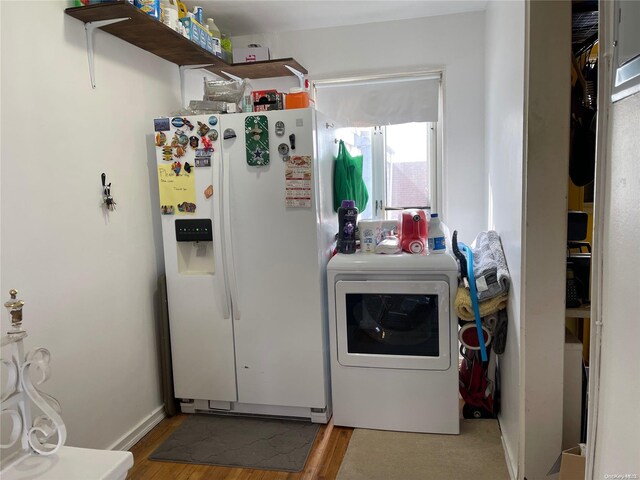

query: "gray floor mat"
xmin=149 ymin=414 xmax=320 ymax=472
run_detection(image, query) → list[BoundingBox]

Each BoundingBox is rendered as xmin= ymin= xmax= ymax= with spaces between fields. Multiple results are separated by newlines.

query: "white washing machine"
xmin=327 ymin=252 xmax=460 ymax=434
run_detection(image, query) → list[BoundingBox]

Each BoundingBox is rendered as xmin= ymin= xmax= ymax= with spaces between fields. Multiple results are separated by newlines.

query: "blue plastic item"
xmin=459 ymin=242 xmax=488 ymax=362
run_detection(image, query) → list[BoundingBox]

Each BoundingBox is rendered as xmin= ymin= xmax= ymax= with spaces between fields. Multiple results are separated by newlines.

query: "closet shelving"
xmin=65 ymin=1 xmax=307 ymax=80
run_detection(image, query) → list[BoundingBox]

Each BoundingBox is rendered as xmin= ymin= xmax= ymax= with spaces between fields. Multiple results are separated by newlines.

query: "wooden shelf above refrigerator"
xmin=64 ymin=1 xmax=307 ymax=79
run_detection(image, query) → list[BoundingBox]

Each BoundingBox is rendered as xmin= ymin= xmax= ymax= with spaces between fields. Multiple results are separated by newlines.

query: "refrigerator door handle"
xmin=221 ymin=150 xmax=241 ymax=321
xmin=218 ymin=151 xmax=232 ymax=320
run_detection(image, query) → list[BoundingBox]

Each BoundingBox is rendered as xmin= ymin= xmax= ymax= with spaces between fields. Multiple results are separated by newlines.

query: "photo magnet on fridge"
xmin=195 ymin=149 xmax=212 ymax=167
xmin=154 ymin=118 xmax=170 ymax=132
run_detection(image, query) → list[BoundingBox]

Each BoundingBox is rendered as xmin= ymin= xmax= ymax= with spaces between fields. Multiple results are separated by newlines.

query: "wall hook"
xmin=101 ymin=173 xmax=116 ymax=211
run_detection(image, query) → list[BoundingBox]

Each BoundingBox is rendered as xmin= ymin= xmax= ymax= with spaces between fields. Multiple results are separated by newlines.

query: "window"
xmin=336 ymin=122 xmax=437 ymax=219
xmin=314 ymin=72 xmax=441 ymax=220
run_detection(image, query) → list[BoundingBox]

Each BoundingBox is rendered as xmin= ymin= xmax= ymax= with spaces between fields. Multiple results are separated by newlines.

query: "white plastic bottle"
xmin=160 ymin=0 xmax=179 ymax=31
xmin=206 ymin=18 xmax=222 ymax=57
xmin=428 ymin=213 xmax=446 ymax=254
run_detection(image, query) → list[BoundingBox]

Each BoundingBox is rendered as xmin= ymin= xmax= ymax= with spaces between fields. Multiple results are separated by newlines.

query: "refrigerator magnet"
xmin=155 ymin=132 xmax=166 ymax=147
xmin=245 ymin=115 xmax=269 ymax=166
xmin=171 ymin=161 xmax=182 ymax=175
xmin=202 ymin=136 xmax=212 ymax=149
xmin=177 ymin=131 xmax=189 ymax=146
xmin=177 ymin=202 xmax=196 ymax=213
xmin=189 ymin=136 xmax=199 ymax=149
xmin=160 ymin=205 xmax=174 ymax=215
xmin=208 ymin=115 xmax=218 ymax=126
xmin=174 ymin=146 xmax=186 ymax=158
xmin=275 ymin=121 xmax=285 ymax=136
xmin=184 ymin=162 xmax=192 ymax=174
xmin=154 ymin=118 xmax=170 ymax=132
xmin=223 ymin=128 xmax=236 ymax=140
xmin=171 ymin=117 xmax=184 ymax=128
xmin=162 ymin=146 xmax=173 ymax=161
xmin=195 ymin=148 xmax=212 ymax=167
xmin=209 ymin=130 xmax=219 ymax=141
xmin=182 ymin=118 xmax=194 ymax=131
xmin=204 ymin=185 xmax=213 ymax=199
xmin=197 ymin=121 xmax=210 ymax=137
xmin=278 ymin=143 xmax=290 ymax=160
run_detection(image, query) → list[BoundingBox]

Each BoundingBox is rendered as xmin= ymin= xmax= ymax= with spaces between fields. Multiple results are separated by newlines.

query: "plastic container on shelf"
xmin=160 ymin=0 xmax=179 ymax=31
xmin=428 ymin=213 xmax=446 ymax=253
xmin=285 ymin=87 xmax=310 ymax=109
xmin=192 ymin=5 xmax=203 ymax=23
xmin=134 ymin=0 xmax=160 ymax=19
xmin=242 ymin=82 xmax=254 ymax=113
xmin=337 ymin=200 xmax=358 ymax=254
xmin=205 ymin=18 xmax=222 ymax=57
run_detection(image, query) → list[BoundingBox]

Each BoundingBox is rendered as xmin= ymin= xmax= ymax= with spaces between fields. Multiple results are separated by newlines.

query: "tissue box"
xmin=233 ymin=46 xmax=270 ymax=63
xmin=180 ymin=17 xmax=215 ymax=53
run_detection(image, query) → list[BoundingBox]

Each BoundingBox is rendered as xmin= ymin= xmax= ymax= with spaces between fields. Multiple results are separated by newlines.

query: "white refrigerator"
xmin=153 ymin=108 xmax=337 ymax=422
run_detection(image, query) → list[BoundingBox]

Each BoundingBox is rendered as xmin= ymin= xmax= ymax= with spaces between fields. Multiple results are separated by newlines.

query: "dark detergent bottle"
xmin=337 ymin=200 xmax=358 ymax=254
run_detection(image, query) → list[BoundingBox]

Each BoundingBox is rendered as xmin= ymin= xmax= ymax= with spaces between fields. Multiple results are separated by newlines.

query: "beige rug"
xmin=337 ymin=420 xmax=509 ymax=480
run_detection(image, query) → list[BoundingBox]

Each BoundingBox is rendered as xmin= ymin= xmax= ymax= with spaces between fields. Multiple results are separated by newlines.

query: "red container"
xmin=400 ymin=210 xmax=428 ymax=254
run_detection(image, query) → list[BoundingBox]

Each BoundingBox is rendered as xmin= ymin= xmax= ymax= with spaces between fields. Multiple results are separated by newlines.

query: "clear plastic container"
xmin=285 ymin=87 xmax=309 ymax=109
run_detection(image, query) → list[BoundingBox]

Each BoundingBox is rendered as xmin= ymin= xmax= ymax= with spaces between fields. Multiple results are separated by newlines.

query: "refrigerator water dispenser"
xmin=175 ymin=219 xmax=214 ymax=275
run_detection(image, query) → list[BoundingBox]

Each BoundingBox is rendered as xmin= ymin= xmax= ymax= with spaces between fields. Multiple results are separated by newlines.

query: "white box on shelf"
xmin=233 ymin=46 xmax=270 ymax=63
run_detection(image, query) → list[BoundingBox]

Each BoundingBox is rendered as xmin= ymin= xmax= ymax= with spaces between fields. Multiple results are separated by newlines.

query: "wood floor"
xmin=126 ymin=414 xmax=354 ymax=480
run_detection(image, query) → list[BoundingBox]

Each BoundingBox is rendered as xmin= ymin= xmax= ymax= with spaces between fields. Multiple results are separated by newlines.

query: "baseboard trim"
xmin=498 ymin=420 xmax=518 ymax=480
xmin=109 ymin=405 xmax=166 ymax=452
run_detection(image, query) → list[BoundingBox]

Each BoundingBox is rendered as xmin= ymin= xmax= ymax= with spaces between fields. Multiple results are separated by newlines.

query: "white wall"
xmin=1 ymin=1 xmax=181 ymax=449
xmin=209 ymin=11 xmax=487 ymax=240
xmin=593 ymin=92 xmax=640 ymax=479
xmin=484 ymin=1 xmax=525 ymax=478
xmin=522 ymin=2 xmax=571 ymax=479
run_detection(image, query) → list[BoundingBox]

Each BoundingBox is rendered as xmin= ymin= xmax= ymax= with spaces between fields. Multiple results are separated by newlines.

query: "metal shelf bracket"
xmin=284 ymin=65 xmax=305 ymax=88
xmin=179 ymin=64 xmax=215 ymax=108
xmin=219 ymin=71 xmax=243 ymax=82
xmin=85 ymin=17 xmax=130 ymax=89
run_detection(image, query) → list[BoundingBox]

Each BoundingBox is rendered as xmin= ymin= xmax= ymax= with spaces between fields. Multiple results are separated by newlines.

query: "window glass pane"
xmin=384 ymin=123 xmax=431 ymax=209
xmin=345 ymin=293 xmax=440 ymax=357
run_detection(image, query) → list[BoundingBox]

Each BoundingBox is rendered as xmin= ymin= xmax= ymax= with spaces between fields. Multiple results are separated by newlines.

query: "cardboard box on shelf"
xmin=252 ymin=90 xmax=284 ymax=111
xmin=233 ymin=46 xmax=270 ymax=63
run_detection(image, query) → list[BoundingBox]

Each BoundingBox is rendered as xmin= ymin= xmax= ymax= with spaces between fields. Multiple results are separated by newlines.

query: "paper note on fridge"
xmin=158 ymin=164 xmax=196 ymax=215
xmin=285 ymin=156 xmax=312 ymax=208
